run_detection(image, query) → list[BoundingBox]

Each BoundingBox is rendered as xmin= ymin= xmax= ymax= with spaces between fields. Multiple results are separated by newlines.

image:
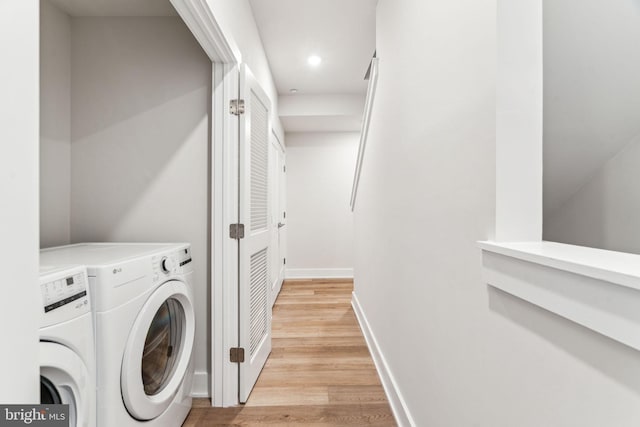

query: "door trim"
xmin=170 ymin=0 xmax=241 ymax=407
xmin=170 ymin=0 xmax=240 ymax=64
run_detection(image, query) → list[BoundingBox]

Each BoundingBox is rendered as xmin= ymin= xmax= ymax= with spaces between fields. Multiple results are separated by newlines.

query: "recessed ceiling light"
xmin=307 ymin=55 xmax=322 ymax=67
xmin=290 ymin=88 xmax=298 ymax=93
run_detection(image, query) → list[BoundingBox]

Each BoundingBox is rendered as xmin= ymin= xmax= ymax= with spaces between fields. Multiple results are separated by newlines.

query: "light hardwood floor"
xmin=184 ymin=279 xmax=396 ymax=426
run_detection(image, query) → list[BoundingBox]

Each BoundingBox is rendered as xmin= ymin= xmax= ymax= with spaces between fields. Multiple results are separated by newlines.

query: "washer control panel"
xmin=39 ymin=266 xmax=90 ymax=327
xmin=151 ymin=246 xmax=192 ymax=283
xmin=40 ymin=271 xmax=88 ymax=313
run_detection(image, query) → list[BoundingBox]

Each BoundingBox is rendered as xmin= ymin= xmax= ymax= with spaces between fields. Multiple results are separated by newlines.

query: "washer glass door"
xmin=142 ymin=299 xmax=183 ymax=395
xmin=121 ymin=280 xmax=195 ymax=421
xmin=40 ymin=376 xmax=62 ymax=404
xmin=40 ymin=342 xmax=87 ymax=427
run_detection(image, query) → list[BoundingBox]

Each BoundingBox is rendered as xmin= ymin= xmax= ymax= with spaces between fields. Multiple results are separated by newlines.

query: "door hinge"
xmin=229 ymin=223 xmax=245 ymax=239
xmin=283 ymin=258 xmax=286 ymax=265
xmin=230 ymin=347 xmax=245 ymax=363
xmin=230 ymin=99 xmax=245 ymax=116
xmin=283 ymin=165 xmax=286 ymax=173
xmin=283 ymin=211 xmax=286 ymax=219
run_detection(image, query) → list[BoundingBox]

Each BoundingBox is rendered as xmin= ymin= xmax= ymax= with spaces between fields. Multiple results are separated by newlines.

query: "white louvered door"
xmin=238 ymin=64 xmax=272 ymax=403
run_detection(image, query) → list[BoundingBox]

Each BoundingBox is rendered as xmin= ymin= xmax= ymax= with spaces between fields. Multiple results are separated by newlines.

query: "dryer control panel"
xmin=39 ymin=266 xmax=90 ymax=327
xmin=151 ymin=246 xmax=192 ymax=283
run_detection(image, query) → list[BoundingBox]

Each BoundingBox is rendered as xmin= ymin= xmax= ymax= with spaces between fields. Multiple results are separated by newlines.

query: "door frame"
xmin=170 ymin=0 xmax=241 ymax=407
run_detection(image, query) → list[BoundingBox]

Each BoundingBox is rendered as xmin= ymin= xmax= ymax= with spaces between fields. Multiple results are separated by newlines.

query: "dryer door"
xmin=40 ymin=341 xmax=91 ymax=427
xmin=121 ymin=280 xmax=195 ymax=421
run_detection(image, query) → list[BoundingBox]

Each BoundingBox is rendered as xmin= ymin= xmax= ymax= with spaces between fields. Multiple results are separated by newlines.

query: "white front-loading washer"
xmin=38 ymin=265 xmax=96 ymax=427
xmin=40 ymin=243 xmax=195 ymax=427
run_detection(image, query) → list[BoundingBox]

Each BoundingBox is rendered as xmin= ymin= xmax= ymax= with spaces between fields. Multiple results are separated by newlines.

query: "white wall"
xmin=353 ymin=0 xmax=496 ymax=423
xmin=543 ymin=0 xmax=640 ymax=217
xmin=0 ymin=0 xmax=40 ymax=403
xmin=543 ymin=0 xmax=640 ymax=251
xmin=495 ymin=0 xmax=542 ymax=241
xmin=206 ymin=0 xmax=282 ymax=137
xmin=545 ymin=134 xmax=640 ymax=254
xmin=68 ymin=17 xmax=212 ymax=394
xmin=285 ymin=132 xmax=358 ymax=278
xmin=354 ymin=0 xmax=640 ymax=426
xmin=40 ymin=0 xmax=71 ymax=248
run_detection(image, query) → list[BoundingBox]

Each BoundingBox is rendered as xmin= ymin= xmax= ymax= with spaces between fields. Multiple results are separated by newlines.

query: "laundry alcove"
xmin=39 ymin=0 xmax=212 ymax=397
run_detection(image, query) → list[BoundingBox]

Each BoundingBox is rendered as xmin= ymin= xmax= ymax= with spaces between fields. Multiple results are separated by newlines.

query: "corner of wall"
xmin=351 ymin=291 xmax=415 ymax=427
xmin=191 ymin=371 xmax=210 ymax=398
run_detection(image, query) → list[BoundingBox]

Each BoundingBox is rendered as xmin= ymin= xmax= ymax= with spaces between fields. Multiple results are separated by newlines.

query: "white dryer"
xmin=38 ymin=265 xmax=96 ymax=427
xmin=40 ymin=243 xmax=195 ymax=427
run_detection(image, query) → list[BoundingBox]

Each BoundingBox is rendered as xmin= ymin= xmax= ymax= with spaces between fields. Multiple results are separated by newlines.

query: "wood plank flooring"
xmin=184 ymin=279 xmax=396 ymax=426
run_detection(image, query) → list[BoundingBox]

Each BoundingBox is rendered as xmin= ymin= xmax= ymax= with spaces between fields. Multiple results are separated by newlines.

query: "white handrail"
xmin=350 ymin=58 xmax=379 ymax=211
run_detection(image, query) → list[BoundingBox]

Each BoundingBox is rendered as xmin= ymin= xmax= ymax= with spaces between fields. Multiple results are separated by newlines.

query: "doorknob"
xmin=278 ymin=222 xmax=285 ymax=229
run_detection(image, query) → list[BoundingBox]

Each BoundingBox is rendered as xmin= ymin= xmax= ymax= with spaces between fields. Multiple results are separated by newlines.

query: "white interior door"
xmin=238 ymin=64 xmax=272 ymax=403
xmin=277 ymin=147 xmax=286 ymax=292
xmin=269 ymin=133 xmax=281 ymax=306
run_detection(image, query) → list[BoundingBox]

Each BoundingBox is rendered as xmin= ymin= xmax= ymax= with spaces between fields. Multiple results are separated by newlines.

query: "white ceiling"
xmin=49 ymin=0 xmax=177 ymax=16
xmin=278 ymin=94 xmax=365 ymax=132
xmin=248 ymin=0 xmax=377 ymax=96
xmin=281 ymin=115 xmax=363 ymax=133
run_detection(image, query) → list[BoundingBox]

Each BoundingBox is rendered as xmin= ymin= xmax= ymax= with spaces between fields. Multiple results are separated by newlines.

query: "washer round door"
xmin=40 ymin=341 xmax=91 ymax=427
xmin=121 ymin=280 xmax=195 ymax=421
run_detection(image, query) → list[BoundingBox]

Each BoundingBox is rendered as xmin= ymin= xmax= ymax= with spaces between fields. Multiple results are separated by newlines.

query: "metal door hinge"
xmin=230 ymin=99 xmax=245 ymax=116
xmin=283 ymin=258 xmax=286 ymax=265
xmin=229 ymin=223 xmax=245 ymax=239
xmin=283 ymin=165 xmax=286 ymax=173
xmin=230 ymin=347 xmax=245 ymax=363
xmin=283 ymin=211 xmax=286 ymax=219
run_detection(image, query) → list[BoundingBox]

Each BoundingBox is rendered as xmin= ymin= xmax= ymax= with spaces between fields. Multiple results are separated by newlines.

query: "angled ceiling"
xmin=543 ymin=0 xmax=640 ymax=217
xmin=248 ymin=0 xmax=376 ymax=96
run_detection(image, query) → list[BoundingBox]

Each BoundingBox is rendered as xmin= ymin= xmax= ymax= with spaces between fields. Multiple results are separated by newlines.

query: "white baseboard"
xmin=285 ymin=268 xmax=353 ymax=279
xmin=352 ymin=291 xmax=415 ymax=427
xmin=190 ymin=370 xmax=210 ymax=398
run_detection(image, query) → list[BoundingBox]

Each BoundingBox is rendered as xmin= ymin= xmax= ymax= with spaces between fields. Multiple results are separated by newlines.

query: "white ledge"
xmin=479 ymin=241 xmax=640 ymax=351
xmin=478 ymin=241 xmax=640 ymax=292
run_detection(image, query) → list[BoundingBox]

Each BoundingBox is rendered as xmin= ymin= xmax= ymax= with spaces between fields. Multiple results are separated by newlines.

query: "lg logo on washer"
xmin=112 ymin=268 xmax=122 ymax=274
xmin=0 ymin=405 xmax=68 ymax=426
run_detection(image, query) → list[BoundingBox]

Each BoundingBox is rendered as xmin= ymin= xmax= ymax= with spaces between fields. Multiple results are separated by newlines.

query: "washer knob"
xmin=161 ymin=257 xmax=174 ymax=273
